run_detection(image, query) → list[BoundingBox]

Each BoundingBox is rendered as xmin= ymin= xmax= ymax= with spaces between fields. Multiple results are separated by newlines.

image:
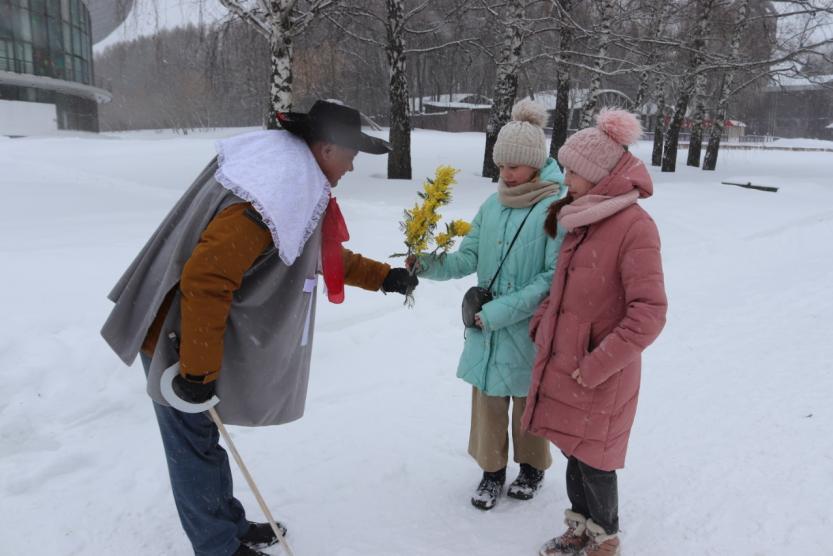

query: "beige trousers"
xmin=468 ymin=386 xmax=553 ymax=472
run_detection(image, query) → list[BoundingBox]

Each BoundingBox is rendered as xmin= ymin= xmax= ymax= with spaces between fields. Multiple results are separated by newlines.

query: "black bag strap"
xmin=486 ymin=204 xmax=537 ymax=292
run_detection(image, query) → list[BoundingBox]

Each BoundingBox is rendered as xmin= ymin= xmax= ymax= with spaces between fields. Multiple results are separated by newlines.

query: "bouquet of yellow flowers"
xmin=392 ymin=165 xmax=470 ymax=305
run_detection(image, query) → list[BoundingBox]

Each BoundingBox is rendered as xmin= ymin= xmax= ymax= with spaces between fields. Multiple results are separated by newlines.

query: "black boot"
xmin=239 ymin=520 xmax=288 ymax=549
xmin=471 ymin=468 xmax=506 ymax=510
xmin=232 ymin=544 xmax=268 ymax=556
xmin=507 ymin=463 xmax=545 ymax=500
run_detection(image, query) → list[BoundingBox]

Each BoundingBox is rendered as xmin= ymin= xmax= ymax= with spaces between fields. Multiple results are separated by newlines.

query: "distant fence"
xmin=410 ymin=121 xmax=829 ymax=152
xmin=739 ymin=134 xmax=780 ymax=144
xmin=547 ymin=130 xmax=765 ymax=144
xmin=636 ymin=132 xmax=821 ymax=151
xmin=641 ymin=131 xmax=762 ymax=144
xmin=698 ymin=144 xmax=833 ymax=152
xmin=411 ymin=109 xmax=491 ymax=133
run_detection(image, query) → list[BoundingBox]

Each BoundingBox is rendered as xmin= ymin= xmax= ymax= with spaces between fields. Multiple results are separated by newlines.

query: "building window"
xmin=0 ymin=0 xmax=101 ymax=131
xmin=15 ymin=6 xmax=33 ymax=42
xmin=70 ymin=0 xmax=80 ymax=26
xmin=0 ymin=4 xmax=13 ymax=39
xmin=47 ymin=14 xmax=61 ymax=49
xmin=33 ymin=45 xmax=50 ymax=75
xmin=13 ymin=41 xmax=34 ymax=73
xmin=29 ymin=0 xmax=46 ymax=14
xmin=46 ymin=0 xmax=60 ymax=17
xmin=62 ymin=20 xmax=71 ymax=50
xmin=31 ymin=11 xmax=47 ymax=48
xmin=71 ymin=24 xmax=80 ymax=54
xmin=0 ymin=39 xmax=13 ymax=71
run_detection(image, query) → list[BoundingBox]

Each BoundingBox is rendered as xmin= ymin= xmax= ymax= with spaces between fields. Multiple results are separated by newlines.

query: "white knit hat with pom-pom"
xmin=558 ymin=108 xmax=643 ymax=184
xmin=493 ymin=99 xmax=549 ymax=169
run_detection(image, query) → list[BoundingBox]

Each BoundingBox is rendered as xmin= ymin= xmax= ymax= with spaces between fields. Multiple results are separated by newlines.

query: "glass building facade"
xmin=0 ymin=0 xmax=103 ymax=131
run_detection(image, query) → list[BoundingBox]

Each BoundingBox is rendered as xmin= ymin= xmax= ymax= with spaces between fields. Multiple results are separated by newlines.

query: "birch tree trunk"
xmin=685 ymin=74 xmax=707 ymax=166
xmin=579 ymin=0 xmax=614 ymax=129
xmin=661 ymin=0 xmax=714 ymax=173
xmin=549 ymin=0 xmax=573 ymax=162
xmin=218 ymin=0 xmax=337 ymax=129
xmin=385 ymin=0 xmax=412 ymax=179
xmin=482 ymin=0 xmax=524 ymax=181
xmin=703 ymin=0 xmax=750 ymax=171
xmin=632 ymin=67 xmax=651 ymax=118
xmin=651 ymin=88 xmax=666 ymax=167
xmin=266 ymin=16 xmax=294 ymax=129
xmin=661 ymin=90 xmax=691 ymax=172
xmin=632 ymin=0 xmax=667 ymax=121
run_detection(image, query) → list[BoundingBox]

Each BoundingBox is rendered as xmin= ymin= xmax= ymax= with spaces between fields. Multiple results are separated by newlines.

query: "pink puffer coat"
xmin=522 ymin=153 xmax=667 ymax=471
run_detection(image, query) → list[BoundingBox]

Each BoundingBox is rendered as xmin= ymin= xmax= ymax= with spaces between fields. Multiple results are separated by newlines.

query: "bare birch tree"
xmin=702 ymin=0 xmax=750 ymax=170
xmin=631 ymin=0 xmax=671 ymax=114
xmin=651 ymin=84 xmax=668 ymax=166
xmin=384 ymin=1 xmax=474 ymax=179
xmin=217 ymin=0 xmax=340 ymax=127
xmin=579 ymin=0 xmax=616 ymax=129
xmin=685 ymin=54 xmax=711 ymax=165
xmin=383 ymin=0 xmax=412 ymax=178
xmin=482 ymin=0 xmax=525 ymax=180
xmin=627 ymin=0 xmax=673 ymax=166
xmin=661 ymin=0 xmax=715 ymax=173
xmin=549 ymin=0 xmax=574 ymax=161
xmin=329 ymin=0 xmax=475 ymax=179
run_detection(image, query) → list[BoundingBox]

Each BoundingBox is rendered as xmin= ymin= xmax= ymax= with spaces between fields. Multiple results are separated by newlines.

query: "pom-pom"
xmin=595 ymin=108 xmax=642 ymax=146
xmin=511 ymin=99 xmax=548 ymax=128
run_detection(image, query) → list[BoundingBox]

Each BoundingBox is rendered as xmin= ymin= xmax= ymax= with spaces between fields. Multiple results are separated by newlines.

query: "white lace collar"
xmin=215 ymin=130 xmax=330 ymax=266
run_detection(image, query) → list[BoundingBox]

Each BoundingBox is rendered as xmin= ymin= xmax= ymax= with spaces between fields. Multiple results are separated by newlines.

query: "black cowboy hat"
xmin=277 ymin=100 xmax=392 ymax=155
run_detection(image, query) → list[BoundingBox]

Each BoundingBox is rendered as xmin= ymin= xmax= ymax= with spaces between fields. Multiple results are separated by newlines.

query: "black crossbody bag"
xmin=462 ymin=205 xmax=537 ymax=328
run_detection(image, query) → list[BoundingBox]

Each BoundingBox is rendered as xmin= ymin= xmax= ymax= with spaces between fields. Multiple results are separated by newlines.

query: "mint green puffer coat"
xmin=418 ymin=159 xmax=566 ymax=397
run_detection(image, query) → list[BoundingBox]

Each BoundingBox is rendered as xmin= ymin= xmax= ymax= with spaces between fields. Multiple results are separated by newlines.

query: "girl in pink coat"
xmin=523 ymin=110 xmax=667 ymax=556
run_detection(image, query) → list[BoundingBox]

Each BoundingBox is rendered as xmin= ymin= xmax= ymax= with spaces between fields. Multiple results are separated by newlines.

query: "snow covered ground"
xmin=1 ymin=129 xmax=831 ymax=555
xmin=770 ymin=137 xmax=833 ymax=149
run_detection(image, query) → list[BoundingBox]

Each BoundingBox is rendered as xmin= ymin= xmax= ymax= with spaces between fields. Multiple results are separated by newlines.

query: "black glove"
xmin=382 ymin=267 xmax=418 ymax=295
xmin=172 ymin=374 xmax=216 ymax=404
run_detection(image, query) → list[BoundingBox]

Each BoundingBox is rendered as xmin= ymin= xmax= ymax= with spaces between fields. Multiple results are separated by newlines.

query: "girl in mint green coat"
xmin=413 ymin=100 xmax=565 ymax=510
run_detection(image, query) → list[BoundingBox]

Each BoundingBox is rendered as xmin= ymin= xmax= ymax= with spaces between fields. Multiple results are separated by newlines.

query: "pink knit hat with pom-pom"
xmin=558 ymin=109 xmax=643 ymax=184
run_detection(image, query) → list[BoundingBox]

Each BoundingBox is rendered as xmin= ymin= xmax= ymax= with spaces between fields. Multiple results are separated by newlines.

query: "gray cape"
xmin=101 ymin=159 xmax=322 ymax=426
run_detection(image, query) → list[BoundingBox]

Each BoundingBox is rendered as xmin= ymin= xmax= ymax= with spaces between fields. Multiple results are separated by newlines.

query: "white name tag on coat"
xmin=301 ymin=277 xmax=317 ymax=347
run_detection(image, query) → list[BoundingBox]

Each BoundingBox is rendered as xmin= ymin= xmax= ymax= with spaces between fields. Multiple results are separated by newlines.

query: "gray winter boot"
xmin=538 ymin=510 xmax=589 ymax=555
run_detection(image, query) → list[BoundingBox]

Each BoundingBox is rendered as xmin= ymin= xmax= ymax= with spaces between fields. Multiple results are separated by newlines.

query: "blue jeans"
xmin=142 ymin=355 xmax=248 ymax=556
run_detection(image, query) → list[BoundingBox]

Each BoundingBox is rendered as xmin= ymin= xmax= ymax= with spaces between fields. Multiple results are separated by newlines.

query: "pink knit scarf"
xmin=557 ymin=190 xmax=639 ymax=232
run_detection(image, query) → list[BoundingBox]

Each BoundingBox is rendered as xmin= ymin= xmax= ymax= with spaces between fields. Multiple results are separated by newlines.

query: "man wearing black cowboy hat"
xmin=101 ymin=100 xmax=417 ymax=556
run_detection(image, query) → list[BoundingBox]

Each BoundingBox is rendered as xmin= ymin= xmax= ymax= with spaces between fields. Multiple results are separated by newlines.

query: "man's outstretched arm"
xmin=342 ymin=249 xmax=416 ymax=295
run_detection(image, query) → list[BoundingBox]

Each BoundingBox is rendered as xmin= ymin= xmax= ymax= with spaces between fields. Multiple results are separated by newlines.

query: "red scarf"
xmin=321 ymin=196 xmax=349 ymax=303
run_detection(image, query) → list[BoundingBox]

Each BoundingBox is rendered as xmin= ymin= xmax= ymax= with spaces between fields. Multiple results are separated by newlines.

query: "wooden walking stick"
xmin=160 ymin=364 xmax=295 ymax=556
xmin=207 ymin=407 xmax=295 ymax=556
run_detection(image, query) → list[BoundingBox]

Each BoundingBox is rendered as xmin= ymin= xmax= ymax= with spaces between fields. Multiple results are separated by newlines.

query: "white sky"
xmin=94 ymin=0 xmax=225 ymax=53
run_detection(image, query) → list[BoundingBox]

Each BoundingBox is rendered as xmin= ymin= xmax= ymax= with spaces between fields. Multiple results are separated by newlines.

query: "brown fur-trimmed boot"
xmin=538 ymin=510 xmax=589 ymax=555
xmin=578 ymin=519 xmax=620 ymax=556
